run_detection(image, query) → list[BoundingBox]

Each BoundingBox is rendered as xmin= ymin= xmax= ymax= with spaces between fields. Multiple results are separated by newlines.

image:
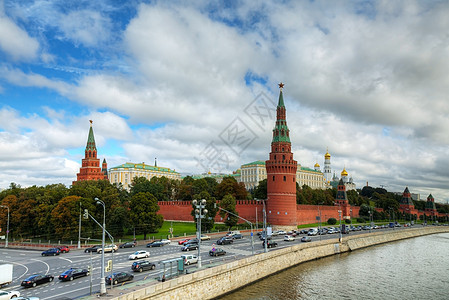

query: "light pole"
xmin=350 ymin=208 xmax=352 ymax=227
xmin=338 ymin=208 xmax=342 ymax=242
xmin=193 ymin=199 xmax=207 ymax=269
xmin=0 ymin=205 xmax=9 ymax=248
xmin=255 ymin=199 xmax=268 ymax=253
xmin=217 ymin=205 xmax=254 ymax=255
xmin=78 ymin=202 xmax=82 ymax=249
xmin=368 ymin=208 xmax=372 ymax=233
xmin=95 ymin=198 xmax=107 ymax=296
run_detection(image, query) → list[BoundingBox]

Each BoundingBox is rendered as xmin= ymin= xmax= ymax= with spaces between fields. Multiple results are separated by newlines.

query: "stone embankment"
xmin=89 ymin=226 xmax=449 ymax=300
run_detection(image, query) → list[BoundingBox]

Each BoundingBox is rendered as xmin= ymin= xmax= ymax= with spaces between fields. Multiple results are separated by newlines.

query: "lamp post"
xmin=255 ymin=199 xmax=268 ymax=253
xmin=78 ymin=203 xmax=82 ymax=249
xmin=368 ymin=209 xmax=372 ymax=233
xmin=193 ymin=199 xmax=207 ymax=269
xmin=0 ymin=205 xmax=9 ymax=248
xmin=338 ymin=208 xmax=342 ymax=242
xmin=95 ymin=198 xmax=107 ymax=296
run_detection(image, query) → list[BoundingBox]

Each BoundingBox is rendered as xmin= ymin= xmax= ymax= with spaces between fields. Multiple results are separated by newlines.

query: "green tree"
xmin=254 ymin=179 xmax=267 ymax=200
xmin=191 ymin=191 xmax=218 ymax=232
xmin=51 ymin=195 xmax=81 ymax=240
xmin=219 ymin=194 xmax=239 ymax=229
xmin=129 ymin=192 xmax=163 ymax=240
xmin=216 ymin=176 xmax=248 ymax=200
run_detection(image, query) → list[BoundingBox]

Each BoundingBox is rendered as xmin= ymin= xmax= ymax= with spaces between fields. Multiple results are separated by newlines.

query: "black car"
xmin=84 ymin=245 xmax=101 ymax=253
xmin=184 ymin=238 xmax=199 ymax=245
xmin=209 ymin=248 xmax=226 ymax=257
xmin=217 ymin=237 xmax=233 ymax=245
xmin=262 ymin=240 xmax=278 ymax=248
xmin=119 ymin=242 xmax=136 ymax=248
xmin=182 ymin=243 xmax=199 ymax=251
xmin=105 ymin=272 xmax=134 ymax=285
xmin=58 ymin=268 xmax=89 ymax=281
xmin=21 ymin=274 xmax=54 ymax=288
xmin=131 ymin=260 xmax=156 ymax=272
xmin=147 ymin=241 xmax=165 ymax=247
xmin=42 ymin=248 xmax=60 ymax=256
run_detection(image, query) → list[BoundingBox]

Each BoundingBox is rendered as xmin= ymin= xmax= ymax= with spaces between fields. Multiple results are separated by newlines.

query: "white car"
xmin=0 ymin=290 xmax=20 ymax=300
xmin=129 ymin=250 xmax=150 ymax=260
xmin=284 ymin=235 xmax=295 ymax=241
xmin=97 ymin=244 xmax=118 ymax=254
xmin=16 ymin=297 xmax=39 ymax=300
xmin=160 ymin=239 xmax=171 ymax=245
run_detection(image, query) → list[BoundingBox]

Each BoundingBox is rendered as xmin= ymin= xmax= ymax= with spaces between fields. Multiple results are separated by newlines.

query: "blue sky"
xmin=1 ymin=0 xmax=449 ymax=203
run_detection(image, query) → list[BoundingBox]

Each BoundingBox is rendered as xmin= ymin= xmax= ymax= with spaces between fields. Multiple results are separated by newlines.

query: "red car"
xmin=178 ymin=238 xmax=190 ymax=245
xmin=58 ymin=246 xmax=70 ymax=253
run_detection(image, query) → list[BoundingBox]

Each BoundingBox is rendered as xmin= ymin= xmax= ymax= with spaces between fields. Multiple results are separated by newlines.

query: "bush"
xmin=327 ymin=218 xmax=337 ymax=225
xmin=357 ymin=217 xmax=366 ymax=223
xmin=345 ymin=219 xmax=351 ymax=224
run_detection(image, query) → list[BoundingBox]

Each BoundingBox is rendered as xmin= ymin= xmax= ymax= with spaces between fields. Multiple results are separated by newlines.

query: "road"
xmin=0 ymin=226 xmax=411 ymax=299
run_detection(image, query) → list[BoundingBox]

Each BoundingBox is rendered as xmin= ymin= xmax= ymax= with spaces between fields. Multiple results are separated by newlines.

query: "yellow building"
xmin=239 ymin=161 xmax=326 ymax=190
xmin=108 ymin=162 xmax=181 ymax=191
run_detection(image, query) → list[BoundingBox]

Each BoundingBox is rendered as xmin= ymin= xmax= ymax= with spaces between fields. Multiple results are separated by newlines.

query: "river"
xmin=218 ymin=233 xmax=449 ymax=300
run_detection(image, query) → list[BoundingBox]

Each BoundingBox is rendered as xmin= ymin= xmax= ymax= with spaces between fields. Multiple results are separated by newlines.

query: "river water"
xmin=219 ymin=233 xmax=449 ymax=300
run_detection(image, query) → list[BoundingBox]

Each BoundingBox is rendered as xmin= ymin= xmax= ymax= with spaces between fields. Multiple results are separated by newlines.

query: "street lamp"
xmin=0 ymin=205 xmax=9 ymax=248
xmin=338 ymin=208 xmax=342 ymax=242
xmin=95 ymin=198 xmax=107 ymax=296
xmin=255 ymin=199 xmax=268 ymax=253
xmin=192 ymin=199 xmax=207 ymax=269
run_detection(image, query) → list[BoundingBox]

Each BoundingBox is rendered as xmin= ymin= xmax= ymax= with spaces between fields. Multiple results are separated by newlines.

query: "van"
xmin=181 ymin=254 xmax=198 ymax=266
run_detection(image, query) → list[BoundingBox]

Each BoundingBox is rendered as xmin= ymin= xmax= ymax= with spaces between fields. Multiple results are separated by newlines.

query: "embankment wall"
xmin=103 ymin=226 xmax=449 ymax=300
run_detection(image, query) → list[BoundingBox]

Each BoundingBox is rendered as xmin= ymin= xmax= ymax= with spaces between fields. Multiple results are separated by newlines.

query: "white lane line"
xmin=58 ymin=257 xmax=73 ymax=263
xmin=30 ymin=258 xmax=50 ymax=275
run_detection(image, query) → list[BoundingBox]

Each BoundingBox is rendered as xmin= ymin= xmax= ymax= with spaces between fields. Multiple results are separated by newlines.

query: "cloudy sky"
xmin=0 ymin=0 xmax=448 ymax=203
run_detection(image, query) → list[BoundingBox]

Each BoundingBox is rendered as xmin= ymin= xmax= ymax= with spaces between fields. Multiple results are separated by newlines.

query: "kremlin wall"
xmin=73 ymin=85 xmax=443 ymax=228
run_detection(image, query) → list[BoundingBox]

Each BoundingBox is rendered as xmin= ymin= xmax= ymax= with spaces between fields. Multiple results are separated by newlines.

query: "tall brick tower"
xmin=74 ymin=121 xmax=108 ymax=184
xmin=266 ymin=83 xmax=298 ymax=229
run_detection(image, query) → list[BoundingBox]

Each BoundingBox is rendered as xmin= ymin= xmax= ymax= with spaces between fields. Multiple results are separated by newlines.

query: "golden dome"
xmin=314 ymin=162 xmax=320 ymax=168
xmin=325 ymin=151 xmax=331 ymax=159
xmin=341 ymin=168 xmax=348 ymax=176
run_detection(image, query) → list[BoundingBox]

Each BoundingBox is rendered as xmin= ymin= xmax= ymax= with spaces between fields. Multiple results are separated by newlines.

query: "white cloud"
xmin=0 ymin=8 xmax=39 ymax=61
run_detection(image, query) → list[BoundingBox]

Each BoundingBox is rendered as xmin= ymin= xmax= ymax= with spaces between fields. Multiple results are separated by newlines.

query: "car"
xmin=259 ymin=234 xmax=272 ymax=240
xmin=299 ymin=229 xmax=308 ymax=234
xmin=147 ymin=241 xmax=165 ymax=247
xmin=21 ymin=274 xmax=54 ymax=288
xmin=200 ymin=234 xmax=211 ymax=241
xmin=178 ymin=238 xmax=190 ymax=245
xmin=181 ymin=254 xmax=198 ymax=265
xmin=231 ymin=233 xmax=243 ymax=239
xmin=182 ymin=243 xmax=199 ymax=251
xmin=301 ymin=236 xmax=312 ymax=242
xmin=262 ymin=240 xmax=278 ymax=248
xmin=276 ymin=230 xmax=287 ymax=235
xmin=97 ymin=244 xmax=118 ymax=254
xmin=217 ymin=237 xmax=233 ymax=245
xmin=84 ymin=245 xmax=101 ymax=253
xmin=58 ymin=268 xmax=89 ymax=281
xmin=308 ymin=229 xmax=318 ymax=236
xmin=15 ymin=297 xmax=40 ymax=300
xmin=209 ymin=248 xmax=226 ymax=257
xmin=185 ymin=238 xmax=199 ymax=245
xmin=119 ymin=242 xmax=136 ymax=248
xmin=41 ymin=248 xmax=60 ymax=256
xmin=128 ymin=250 xmax=150 ymax=260
xmin=284 ymin=235 xmax=295 ymax=241
xmin=131 ymin=260 xmax=156 ymax=272
xmin=160 ymin=239 xmax=171 ymax=245
xmin=105 ymin=272 xmax=133 ymax=285
xmin=57 ymin=246 xmax=70 ymax=253
xmin=0 ymin=290 xmax=20 ymax=299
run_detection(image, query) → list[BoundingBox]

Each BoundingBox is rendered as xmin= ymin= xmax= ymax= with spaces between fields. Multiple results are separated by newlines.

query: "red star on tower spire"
xmin=278 ymin=82 xmax=284 ymax=90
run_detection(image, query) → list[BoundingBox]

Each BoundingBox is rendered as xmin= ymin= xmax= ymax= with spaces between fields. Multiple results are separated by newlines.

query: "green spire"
xmin=86 ymin=121 xmax=97 ymax=151
xmin=272 ymin=83 xmax=291 ymax=143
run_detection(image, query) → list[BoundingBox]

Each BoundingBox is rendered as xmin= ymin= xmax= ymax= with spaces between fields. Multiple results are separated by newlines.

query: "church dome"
xmin=341 ymin=168 xmax=348 ymax=176
xmin=314 ymin=162 xmax=320 ymax=168
xmin=325 ymin=151 xmax=331 ymax=159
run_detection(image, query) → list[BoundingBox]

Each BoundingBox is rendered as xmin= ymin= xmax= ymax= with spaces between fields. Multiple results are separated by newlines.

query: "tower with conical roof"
xmin=425 ymin=194 xmax=437 ymax=219
xmin=323 ymin=149 xmax=332 ymax=182
xmin=335 ymin=178 xmax=350 ymax=219
xmin=400 ymin=187 xmax=415 ymax=210
xmin=74 ymin=121 xmax=109 ymax=184
xmin=265 ymin=83 xmax=298 ymax=229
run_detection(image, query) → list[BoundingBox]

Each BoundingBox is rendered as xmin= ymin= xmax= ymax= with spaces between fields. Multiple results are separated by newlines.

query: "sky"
xmin=0 ymin=0 xmax=448 ymax=203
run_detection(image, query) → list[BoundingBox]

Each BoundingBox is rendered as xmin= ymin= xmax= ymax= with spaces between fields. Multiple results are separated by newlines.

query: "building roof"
xmin=242 ymin=160 xmax=266 ymax=167
xmin=110 ymin=162 xmax=178 ymax=174
xmin=86 ymin=123 xmax=97 ymax=152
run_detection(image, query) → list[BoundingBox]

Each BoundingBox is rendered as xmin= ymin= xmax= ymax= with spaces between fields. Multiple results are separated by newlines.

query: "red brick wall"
xmin=158 ymin=201 xmax=360 ymax=225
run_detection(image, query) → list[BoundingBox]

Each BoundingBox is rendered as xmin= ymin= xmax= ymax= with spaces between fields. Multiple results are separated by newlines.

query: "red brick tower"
xmin=74 ymin=121 xmax=108 ymax=184
xmin=425 ymin=194 xmax=438 ymax=220
xmin=335 ymin=178 xmax=350 ymax=219
xmin=266 ymin=83 xmax=298 ymax=229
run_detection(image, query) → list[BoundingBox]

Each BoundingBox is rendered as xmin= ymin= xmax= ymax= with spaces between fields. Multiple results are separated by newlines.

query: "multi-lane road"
xmin=0 ymin=226 xmax=409 ymax=299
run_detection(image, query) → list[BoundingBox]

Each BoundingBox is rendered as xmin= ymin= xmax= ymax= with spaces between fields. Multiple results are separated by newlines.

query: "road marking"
xmin=30 ymin=258 xmax=50 ymax=275
xmin=58 ymin=257 xmax=73 ymax=263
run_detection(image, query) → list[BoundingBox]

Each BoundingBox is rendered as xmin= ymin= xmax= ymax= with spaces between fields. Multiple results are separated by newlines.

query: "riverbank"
xmin=85 ymin=226 xmax=449 ymax=300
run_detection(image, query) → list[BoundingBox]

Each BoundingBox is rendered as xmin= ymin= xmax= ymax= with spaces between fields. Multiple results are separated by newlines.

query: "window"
xmin=273 ymin=176 xmax=275 ymax=181
xmin=283 ymin=176 xmax=286 ymax=181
